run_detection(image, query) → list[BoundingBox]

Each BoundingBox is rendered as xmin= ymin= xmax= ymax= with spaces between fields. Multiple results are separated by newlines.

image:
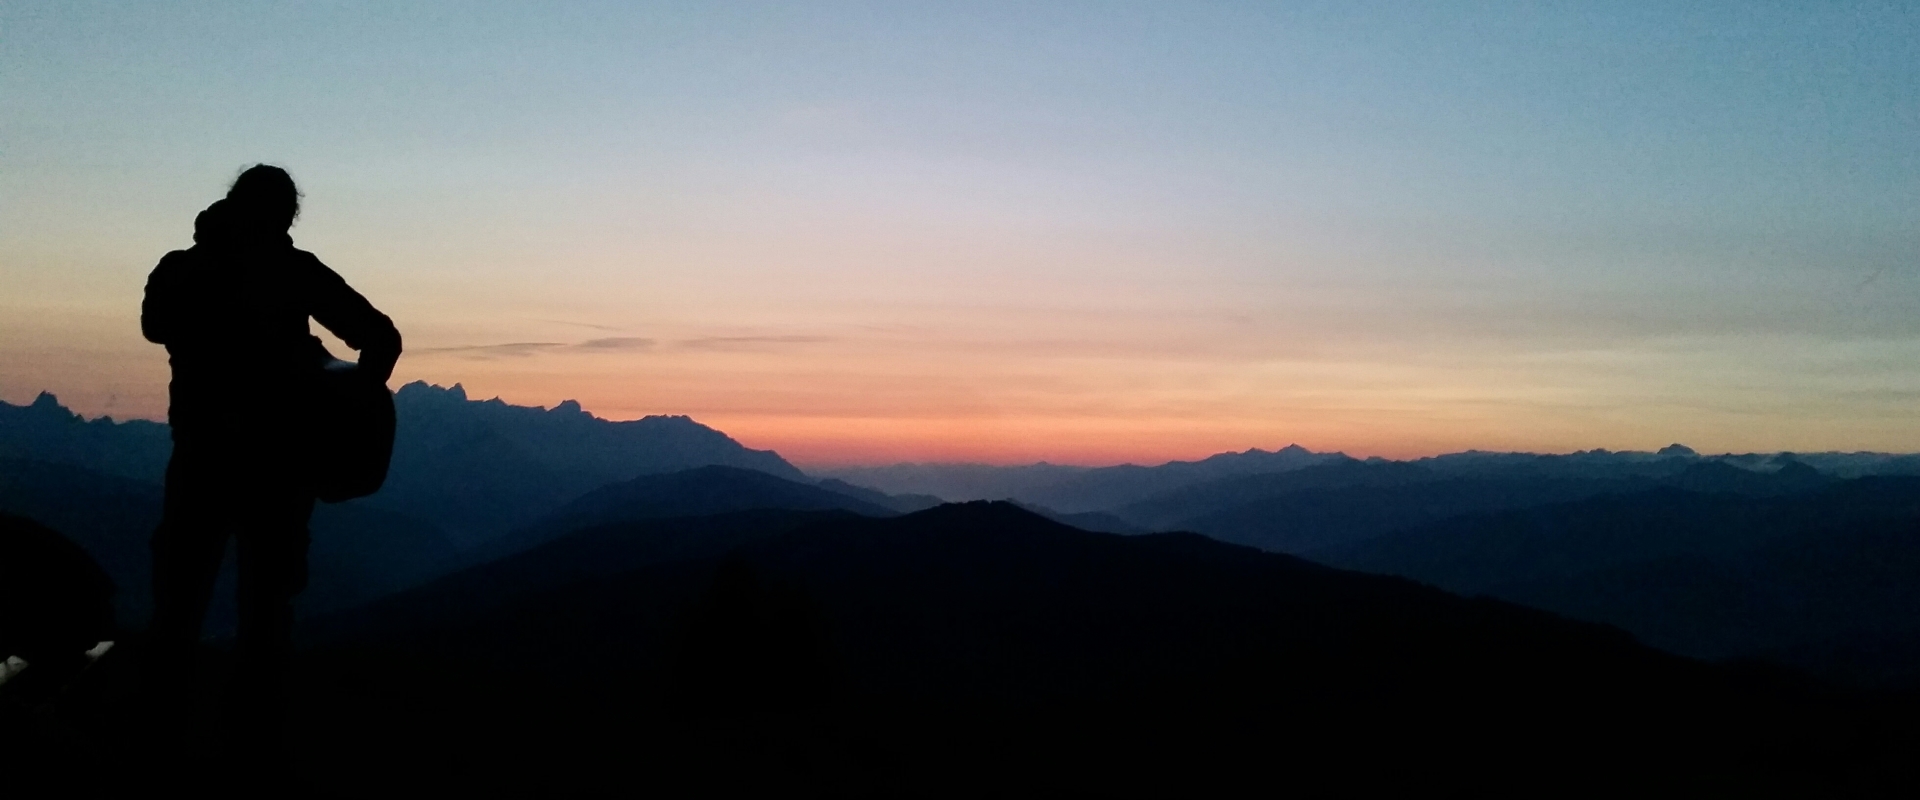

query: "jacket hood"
xmin=193 ymin=198 xmax=293 ymax=248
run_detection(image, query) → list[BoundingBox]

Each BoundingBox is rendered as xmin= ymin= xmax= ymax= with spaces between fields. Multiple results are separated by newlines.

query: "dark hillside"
xmin=1323 ymin=479 xmax=1920 ymax=597
xmin=1321 ymin=478 xmax=1920 ymax=682
xmin=293 ymin=502 xmax=1908 ymax=794
xmin=461 ymin=466 xmax=898 ymax=567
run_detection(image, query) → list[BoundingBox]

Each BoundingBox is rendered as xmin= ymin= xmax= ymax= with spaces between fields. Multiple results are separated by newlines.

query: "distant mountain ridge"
xmin=377 ymin=382 xmax=807 ymax=544
xmin=0 ymin=392 xmax=171 ymax=483
xmin=816 ymin=444 xmax=1348 ymax=511
xmin=1104 ymin=456 xmax=1852 ymax=555
xmin=0 ymin=388 xmax=829 ymax=621
xmin=818 ymin=443 xmax=1920 ymax=513
xmin=0 ymin=386 xmax=812 ymax=548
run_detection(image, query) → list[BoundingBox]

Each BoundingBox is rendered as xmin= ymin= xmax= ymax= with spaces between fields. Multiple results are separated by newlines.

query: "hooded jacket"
xmin=142 ymin=199 xmax=402 ymax=438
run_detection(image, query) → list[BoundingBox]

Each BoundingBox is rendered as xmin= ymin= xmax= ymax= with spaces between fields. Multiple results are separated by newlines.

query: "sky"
xmin=3 ymin=1 xmax=1917 ymax=466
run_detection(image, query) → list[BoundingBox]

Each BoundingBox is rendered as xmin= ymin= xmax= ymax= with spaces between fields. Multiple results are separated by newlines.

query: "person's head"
xmin=226 ymin=164 xmax=300 ymax=230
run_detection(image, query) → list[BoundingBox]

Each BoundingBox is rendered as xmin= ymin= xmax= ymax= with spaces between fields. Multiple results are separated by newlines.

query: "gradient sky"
xmin=4 ymin=1 xmax=1917 ymax=466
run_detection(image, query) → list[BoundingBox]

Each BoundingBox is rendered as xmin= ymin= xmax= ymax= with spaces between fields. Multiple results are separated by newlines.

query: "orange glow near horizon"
xmin=7 ymin=296 xmax=1920 ymax=469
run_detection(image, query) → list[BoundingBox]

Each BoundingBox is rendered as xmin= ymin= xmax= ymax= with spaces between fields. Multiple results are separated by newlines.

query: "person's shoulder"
xmin=291 ymin=247 xmax=351 ymax=286
xmin=282 ymin=246 xmax=323 ymax=271
xmin=149 ymin=247 xmax=199 ymax=278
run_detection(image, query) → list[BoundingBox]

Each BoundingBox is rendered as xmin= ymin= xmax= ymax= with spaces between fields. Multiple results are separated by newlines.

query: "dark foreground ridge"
xmin=287 ymin=501 xmax=1911 ymax=794
xmin=7 ymin=500 xmax=1919 ymax=793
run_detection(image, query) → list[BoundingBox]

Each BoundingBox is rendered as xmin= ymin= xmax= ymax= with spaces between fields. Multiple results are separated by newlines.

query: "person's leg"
xmin=148 ymin=440 xmax=231 ymax=715
xmin=230 ymin=482 xmax=313 ymax=754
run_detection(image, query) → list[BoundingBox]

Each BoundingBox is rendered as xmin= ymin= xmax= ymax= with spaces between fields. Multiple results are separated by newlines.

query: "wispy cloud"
xmin=576 ymin=337 xmax=656 ymax=351
xmin=678 ymin=335 xmax=832 ymax=351
xmin=529 ymin=318 xmax=627 ymax=332
xmin=424 ymin=334 xmax=824 ymax=359
xmin=421 ymin=337 xmax=656 ymax=359
xmin=420 ymin=342 xmax=569 ymax=358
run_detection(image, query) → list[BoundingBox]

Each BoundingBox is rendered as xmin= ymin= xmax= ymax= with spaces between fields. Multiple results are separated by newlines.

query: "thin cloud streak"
xmin=528 ymin=318 xmax=628 ymax=332
xmin=418 ymin=342 xmax=569 ymax=358
xmin=677 ymin=335 xmax=833 ymax=351
xmin=575 ymin=336 xmax=656 ymax=351
xmin=419 ymin=337 xmax=656 ymax=360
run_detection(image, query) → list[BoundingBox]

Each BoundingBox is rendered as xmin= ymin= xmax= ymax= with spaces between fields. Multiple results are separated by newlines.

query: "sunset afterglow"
xmin=5 ymin=3 xmax=1916 ymax=466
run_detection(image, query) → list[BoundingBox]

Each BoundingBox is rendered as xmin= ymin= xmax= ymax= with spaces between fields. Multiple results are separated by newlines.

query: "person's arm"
xmin=140 ymin=252 xmax=189 ymax=345
xmin=304 ymin=255 xmax=403 ymax=382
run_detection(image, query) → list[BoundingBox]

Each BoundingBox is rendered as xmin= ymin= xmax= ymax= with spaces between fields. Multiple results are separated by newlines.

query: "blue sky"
xmin=3 ymin=1 xmax=1916 ymax=464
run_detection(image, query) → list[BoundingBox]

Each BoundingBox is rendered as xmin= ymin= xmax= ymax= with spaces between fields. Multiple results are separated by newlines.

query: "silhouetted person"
xmin=140 ymin=165 xmax=401 ymax=765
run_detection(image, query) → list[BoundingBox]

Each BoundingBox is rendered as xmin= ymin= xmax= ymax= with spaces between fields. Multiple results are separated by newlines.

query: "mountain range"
xmin=815 ymin=443 xmax=1346 ymax=511
xmin=9 ymin=387 xmax=1920 ymax=789
xmin=0 ymin=387 xmax=875 ymax=625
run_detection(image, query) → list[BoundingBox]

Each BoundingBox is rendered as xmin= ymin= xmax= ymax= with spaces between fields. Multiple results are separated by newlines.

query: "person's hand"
xmin=359 ymin=356 xmax=397 ymax=384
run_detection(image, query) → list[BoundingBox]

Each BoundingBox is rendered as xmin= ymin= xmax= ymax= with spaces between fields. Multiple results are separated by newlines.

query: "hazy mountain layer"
xmin=0 ymin=457 xmax=458 ymax=627
xmin=821 ymin=443 xmax=1920 ymax=514
xmin=815 ymin=444 xmax=1343 ymax=511
xmin=1318 ymin=477 xmax=1920 ymax=684
xmin=1109 ymin=457 xmax=1842 ymax=554
xmin=463 ymin=465 xmax=900 ymax=568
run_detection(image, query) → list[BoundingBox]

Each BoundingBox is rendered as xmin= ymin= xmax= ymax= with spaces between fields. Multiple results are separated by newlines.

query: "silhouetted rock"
xmin=0 ymin=513 xmax=113 ymax=676
xmin=0 ymin=459 xmax=161 ymax=625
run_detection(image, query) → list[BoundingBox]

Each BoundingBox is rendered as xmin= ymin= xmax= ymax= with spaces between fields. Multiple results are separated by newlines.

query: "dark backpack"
xmin=310 ymin=345 xmax=397 ymax=503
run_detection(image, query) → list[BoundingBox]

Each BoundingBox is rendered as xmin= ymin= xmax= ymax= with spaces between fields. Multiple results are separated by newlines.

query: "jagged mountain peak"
xmin=377 ymin=382 xmax=807 ymax=543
